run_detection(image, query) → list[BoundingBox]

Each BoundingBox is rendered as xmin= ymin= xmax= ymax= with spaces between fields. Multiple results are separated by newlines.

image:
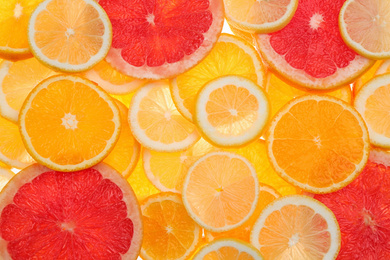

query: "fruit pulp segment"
xmin=0 ymin=169 xmax=134 ymax=259
xmin=100 ymin=0 xmax=212 ymax=67
xmin=365 ymin=84 xmax=390 ymax=136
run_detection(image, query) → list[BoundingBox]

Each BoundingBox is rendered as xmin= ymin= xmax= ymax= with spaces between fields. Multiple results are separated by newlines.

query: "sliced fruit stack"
xmin=0 ymin=0 xmax=390 ymax=259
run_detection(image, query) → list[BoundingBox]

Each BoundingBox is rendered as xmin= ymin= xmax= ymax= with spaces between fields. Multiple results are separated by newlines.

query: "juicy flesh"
xmin=100 ymin=0 xmax=213 ymax=67
xmin=203 ymin=247 xmax=256 ymax=259
xmin=0 ymin=169 xmax=134 ymax=259
xmin=365 ymin=84 xmax=390 ymax=136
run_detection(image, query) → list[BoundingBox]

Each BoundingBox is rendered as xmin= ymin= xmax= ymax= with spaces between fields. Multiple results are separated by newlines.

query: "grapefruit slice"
xmin=0 ymin=163 xmax=143 ymax=259
xmin=99 ymin=0 xmax=224 ymax=80
xmin=254 ymin=0 xmax=374 ymax=90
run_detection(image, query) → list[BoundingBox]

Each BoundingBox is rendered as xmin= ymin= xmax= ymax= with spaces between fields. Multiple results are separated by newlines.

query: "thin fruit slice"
xmin=28 ymin=0 xmax=112 ymax=72
xmin=254 ymin=0 xmax=374 ymax=90
xmin=339 ymin=0 xmax=390 ymax=59
xmin=129 ymin=81 xmax=199 ymax=152
xmin=19 ymin=75 xmax=121 ymax=172
xmin=143 ymin=138 xmax=215 ymax=193
xmin=0 ymin=163 xmax=143 ymax=259
xmin=266 ymin=95 xmax=369 ymax=193
xmin=193 ymin=238 xmax=264 ymax=260
xmin=112 ymin=92 xmax=136 ymax=108
xmin=0 ymin=58 xmax=58 ymax=123
xmin=376 ymin=59 xmax=390 ymax=75
xmin=141 ymin=192 xmax=202 ymax=260
xmin=0 ymin=167 xmax=14 ymax=192
xmin=228 ymin=22 xmax=256 ymax=46
xmin=313 ymin=149 xmax=390 ymax=259
xmin=0 ymin=0 xmax=43 ymax=61
xmin=224 ymin=0 xmax=298 ymax=34
xmin=250 ymin=195 xmax=341 ymax=259
xmin=353 ymin=60 xmax=383 ymax=97
xmin=195 ymin=75 xmax=270 ymax=147
xmin=182 ymin=151 xmax=259 ymax=232
xmin=83 ymin=60 xmax=147 ymax=95
xmin=171 ymin=33 xmax=266 ymax=122
xmin=206 ymin=184 xmax=280 ymax=243
xmin=0 ymin=115 xmax=34 ymax=169
xmin=99 ymin=0 xmax=224 ymax=80
xmin=104 ymin=100 xmax=140 ymax=177
xmin=354 ymin=73 xmax=390 ymax=148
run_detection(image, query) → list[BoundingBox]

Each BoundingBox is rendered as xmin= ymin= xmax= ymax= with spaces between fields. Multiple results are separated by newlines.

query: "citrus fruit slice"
xmin=0 ymin=163 xmax=143 ymax=259
xmin=195 ymin=75 xmax=270 ymax=147
xmin=224 ymin=0 xmax=298 ymax=34
xmin=0 ymin=58 xmax=58 ymax=123
xmin=83 ymin=60 xmax=147 ymax=95
xmin=193 ymin=238 xmax=264 ymax=260
xmin=0 ymin=0 xmax=43 ymax=61
xmin=0 ymin=115 xmax=35 ymax=169
xmin=354 ymin=73 xmax=390 ymax=148
xmin=99 ymin=0 xmax=224 ymax=80
xmin=141 ymin=192 xmax=202 ymax=260
xmin=206 ymin=184 xmax=280 ymax=243
xmin=376 ymin=59 xmax=390 ymax=75
xmin=182 ymin=151 xmax=259 ymax=232
xmin=19 ymin=75 xmax=121 ymax=172
xmin=103 ymin=100 xmax=140 ymax=177
xmin=0 ymin=167 xmax=14 ymax=192
xmin=339 ymin=0 xmax=390 ymax=59
xmin=143 ymin=138 xmax=215 ymax=193
xmin=254 ymin=0 xmax=374 ymax=90
xmin=266 ymin=95 xmax=369 ymax=193
xmin=129 ymin=81 xmax=199 ymax=152
xmin=313 ymin=149 xmax=390 ymax=259
xmin=250 ymin=195 xmax=341 ymax=259
xmin=111 ymin=92 xmax=136 ymax=108
xmin=171 ymin=33 xmax=266 ymax=122
xmin=28 ymin=0 xmax=112 ymax=72
xmin=227 ymin=22 xmax=256 ymax=46
xmin=353 ymin=60 xmax=383 ymax=97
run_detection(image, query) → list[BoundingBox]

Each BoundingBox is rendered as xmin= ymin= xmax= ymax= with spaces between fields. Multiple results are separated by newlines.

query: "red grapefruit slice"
xmin=254 ymin=0 xmax=374 ymax=91
xmin=0 ymin=163 xmax=143 ymax=259
xmin=99 ymin=0 xmax=224 ymax=80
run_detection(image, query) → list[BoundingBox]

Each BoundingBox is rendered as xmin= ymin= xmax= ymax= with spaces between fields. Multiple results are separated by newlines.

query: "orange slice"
xmin=227 ymin=22 xmax=256 ymax=46
xmin=376 ymin=59 xmax=390 ymax=75
xmin=140 ymin=192 xmax=202 ymax=260
xmin=19 ymin=75 xmax=121 ymax=172
xmin=266 ymin=95 xmax=369 ymax=193
xmin=194 ymin=75 xmax=270 ymax=147
xmin=27 ymin=0 xmax=112 ymax=72
xmin=182 ymin=151 xmax=259 ymax=232
xmin=193 ymin=238 xmax=264 ymax=260
xmin=0 ymin=166 xmax=14 ymax=192
xmin=129 ymin=81 xmax=199 ymax=152
xmin=339 ymin=0 xmax=390 ymax=59
xmin=171 ymin=33 xmax=266 ymax=122
xmin=0 ymin=115 xmax=34 ymax=169
xmin=354 ymin=73 xmax=390 ymax=148
xmin=0 ymin=58 xmax=58 ymax=123
xmin=0 ymin=0 xmax=43 ymax=61
xmin=353 ymin=60 xmax=383 ymax=97
xmin=250 ymin=195 xmax=341 ymax=259
xmin=224 ymin=0 xmax=298 ymax=34
xmin=103 ymin=100 xmax=140 ymax=177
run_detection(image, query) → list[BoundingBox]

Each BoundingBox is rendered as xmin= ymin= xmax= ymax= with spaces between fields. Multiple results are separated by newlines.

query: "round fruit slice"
xmin=0 ymin=115 xmax=35 ymax=169
xmin=353 ymin=60 xmax=383 ymax=97
xmin=0 ymin=0 xmax=43 ymax=61
xmin=0 ymin=167 xmax=14 ymax=192
xmin=339 ymin=0 xmax=390 ymax=59
xmin=313 ymin=149 xmax=390 ymax=259
xmin=0 ymin=163 xmax=143 ymax=259
xmin=224 ymin=0 xmax=298 ymax=34
xmin=28 ymin=0 xmax=112 ymax=72
xmin=83 ymin=60 xmax=147 ymax=95
xmin=250 ymin=195 xmax=341 ymax=259
xmin=141 ymin=192 xmax=202 ymax=260
xmin=266 ymin=95 xmax=369 ymax=193
xmin=193 ymin=238 xmax=264 ymax=260
xmin=376 ymin=59 xmax=390 ymax=75
xmin=19 ymin=75 xmax=121 ymax=172
xmin=195 ymin=75 xmax=270 ymax=147
xmin=182 ymin=151 xmax=259 ymax=232
xmin=99 ymin=0 xmax=224 ymax=80
xmin=354 ymin=73 xmax=390 ymax=148
xmin=129 ymin=81 xmax=199 ymax=152
xmin=254 ymin=0 xmax=374 ymax=90
xmin=171 ymin=33 xmax=266 ymax=122
xmin=0 ymin=58 xmax=58 ymax=123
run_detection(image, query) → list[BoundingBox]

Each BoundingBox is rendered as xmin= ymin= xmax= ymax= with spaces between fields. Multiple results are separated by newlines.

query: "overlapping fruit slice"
xmin=353 ymin=60 xmax=383 ymax=96
xmin=0 ymin=166 xmax=14 ymax=192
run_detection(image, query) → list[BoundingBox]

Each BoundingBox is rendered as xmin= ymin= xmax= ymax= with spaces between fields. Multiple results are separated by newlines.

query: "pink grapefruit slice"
xmin=254 ymin=0 xmax=374 ymax=91
xmin=99 ymin=0 xmax=224 ymax=80
xmin=0 ymin=163 xmax=143 ymax=259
